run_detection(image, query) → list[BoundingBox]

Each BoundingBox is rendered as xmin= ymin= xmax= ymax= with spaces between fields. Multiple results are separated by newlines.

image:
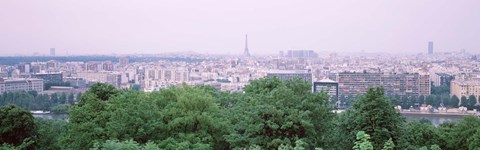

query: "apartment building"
xmin=0 ymin=78 xmax=44 ymax=94
xmin=451 ymin=79 xmax=480 ymax=101
xmin=337 ymin=72 xmax=430 ymax=96
xmin=144 ymin=67 xmax=190 ymax=91
xmin=266 ymin=70 xmax=312 ymax=83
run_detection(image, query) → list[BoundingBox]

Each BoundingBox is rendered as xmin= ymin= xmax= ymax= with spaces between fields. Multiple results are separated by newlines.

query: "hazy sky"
xmin=1 ymin=0 xmax=479 ymax=56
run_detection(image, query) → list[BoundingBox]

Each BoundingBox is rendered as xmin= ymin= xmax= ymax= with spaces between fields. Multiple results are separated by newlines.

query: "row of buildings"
xmin=266 ymin=70 xmax=431 ymax=101
xmin=1 ymin=49 xmax=478 ymax=106
xmin=4 ymin=68 xmax=476 ymax=107
xmin=335 ymin=72 xmax=431 ymax=96
xmin=267 ymin=69 xmax=480 ymax=104
xmin=450 ymin=73 xmax=480 ymax=100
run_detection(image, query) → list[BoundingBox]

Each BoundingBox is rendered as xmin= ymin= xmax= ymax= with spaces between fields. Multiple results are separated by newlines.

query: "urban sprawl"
xmin=1 ymin=45 xmax=480 ymax=114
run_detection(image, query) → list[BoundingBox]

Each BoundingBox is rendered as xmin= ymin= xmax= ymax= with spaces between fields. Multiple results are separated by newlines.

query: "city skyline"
xmin=1 ymin=0 xmax=480 ymax=56
xmin=2 ymin=1 xmax=480 ymax=149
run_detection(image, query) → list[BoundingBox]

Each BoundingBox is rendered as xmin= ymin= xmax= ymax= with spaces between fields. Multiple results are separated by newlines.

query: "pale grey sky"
xmin=0 ymin=0 xmax=479 ymax=56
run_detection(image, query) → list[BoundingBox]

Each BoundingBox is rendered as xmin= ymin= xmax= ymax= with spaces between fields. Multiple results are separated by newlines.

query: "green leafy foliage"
xmin=467 ymin=95 xmax=477 ymax=110
xmin=104 ymin=90 xmax=163 ymax=143
xmin=397 ymin=121 xmax=440 ymax=149
xmin=461 ymin=96 xmax=468 ymax=107
xmin=468 ymin=130 xmax=480 ymax=150
xmin=336 ymin=87 xmax=405 ymax=149
xmin=34 ymin=118 xmax=65 ymax=150
xmin=85 ymin=83 xmax=120 ymax=102
xmin=278 ymin=139 xmax=321 ymax=150
xmin=92 ymin=139 xmax=160 ymax=150
xmin=0 ymin=138 xmax=34 ymax=150
xmin=5 ymin=79 xmax=480 ymax=150
xmin=225 ymin=77 xmax=333 ymax=149
xmin=60 ymin=83 xmax=118 ymax=149
xmin=430 ymin=144 xmax=441 ymax=150
xmin=381 ymin=138 xmax=394 ymax=150
xmin=0 ymin=105 xmax=36 ymax=147
xmin=157 ymin=86 xmax=230 ymax=149
xmin=447 ymin=116 xmax=480 ymax=150
xmin=431 ymin=85 xmax=450 ymax=95
xmin=353 ymin=131 xmax=373 ymax=150
xmin=61 ymin=83 xmax=230 ymax=149
xmin=0 ymin=91 xmax=77 ymax=112
xmin=451 ymin=95 xmax=460 ymax=107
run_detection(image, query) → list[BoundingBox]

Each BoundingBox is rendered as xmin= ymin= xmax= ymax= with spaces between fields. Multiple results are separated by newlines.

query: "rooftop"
xmin=267 ymin=70 xmax=311 ymax=74
xmin=318 ymin=78 xmax=337 ymax=83
xmin=0 ymin=78 xmax=43 ymax=83
xmin=32 ymin=72 xmax=62 ymax=75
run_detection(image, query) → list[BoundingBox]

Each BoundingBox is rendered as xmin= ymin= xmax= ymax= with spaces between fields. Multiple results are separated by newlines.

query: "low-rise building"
xmin=451 ymin=79 xmax=480 ymax=102
xmin=0 ymin=78 xmax=44 ymax=93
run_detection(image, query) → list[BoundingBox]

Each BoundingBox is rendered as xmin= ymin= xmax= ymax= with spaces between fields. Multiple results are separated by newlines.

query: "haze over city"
xmin=3 ymin=0 xmax=480 ymax=149
xmin=1 ymin=0 xmax=480 ymax=56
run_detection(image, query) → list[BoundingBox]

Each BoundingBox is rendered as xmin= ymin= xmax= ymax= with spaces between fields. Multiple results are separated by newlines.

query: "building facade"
xmin=428 ymin=41 xmax=433 ymax=55
xmin=0 ymin=78 xmax=44 ymax=94
xmin=266 ymin=70 xmax=312 ymax=83
xmin=337 ymin=72 xmax=430 ymax=96
xmin=119 ymin=57 xmax=129 ymax=65
xmin=313 ymin=79 xmax=339 ymax=102
xmin=451 ymin=79 xmax=480 ymax=102
xmin=284 ymin=50 xmax=318 ymax=58
xmin=337 ymin=72 xmax=382 ymax=96
xmin=50 ymin=48 xmax=55 ymax=56
xmin=432 ymin=73 xmax=454 ymax=87
xmin=17 ymin=63 xmax=31 ymax=73
xmin=31 ymin=73 xmax=63 ymax=83
xmin=144 ymin=67 xmax=190 ymax=91
xmin=74 ymin=72 xmax=122 ymax=88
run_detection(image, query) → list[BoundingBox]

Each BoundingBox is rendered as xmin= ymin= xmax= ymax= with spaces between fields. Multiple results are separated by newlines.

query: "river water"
xmin=32 ymin=113 xmax=468 ymax=127
xmin=402 ymin=113 xmax=466 ymax=126
xmin=33 ymin=114 xmax=69 ymax=120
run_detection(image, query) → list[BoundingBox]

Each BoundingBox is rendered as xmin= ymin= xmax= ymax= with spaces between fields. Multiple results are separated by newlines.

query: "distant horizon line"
xmin=0 ymin=50 xmax=475 ymax=57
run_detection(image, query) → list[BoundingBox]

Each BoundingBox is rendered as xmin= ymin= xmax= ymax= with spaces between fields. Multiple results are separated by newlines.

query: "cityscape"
xmin=2 ymin=41 xmax=479 ymax=112
xmin=1 ymin=0 xmax=480 ymax=150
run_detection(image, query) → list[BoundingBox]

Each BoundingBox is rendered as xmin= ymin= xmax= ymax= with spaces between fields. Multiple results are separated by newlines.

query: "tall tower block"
xmin=50 ymin=48 xmax=56 ymax=56
xmin=428 ymin=41 xmax=433 ymax=55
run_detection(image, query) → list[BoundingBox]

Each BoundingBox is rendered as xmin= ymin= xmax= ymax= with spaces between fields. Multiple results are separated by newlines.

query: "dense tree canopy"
xmin=60 ymin=83 xmax=230 ymax=149
xmin=353 ymin=131 xmax=373 ymax=150
xmin=0 ymin=105 xmax=36 ymax=147
xmin=3 ymin=79 xmax=480 ymax=150
xmin=0 ymin=91 xmax=76 ymax=113
xmin=335 ymin=87 xmax=405 ymax=150
xmin=34 ymin=118 xmax=65 ymax=150
xmin=397 ymin=121 xmax=440 ymax=149
xmin=447 ymin=116 xmax=480 ymax=150
xmin=225 ymin=78 xmax=334 ymax=149
xmin=431 ymin=85 xmax=450 ymax=95
xmin=60 ymin=83 xmax=119 ymax=149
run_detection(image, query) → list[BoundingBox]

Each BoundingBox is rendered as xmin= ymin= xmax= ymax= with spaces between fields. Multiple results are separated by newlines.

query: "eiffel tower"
xmin=243 ymin=34 xmax=250 ymax=57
